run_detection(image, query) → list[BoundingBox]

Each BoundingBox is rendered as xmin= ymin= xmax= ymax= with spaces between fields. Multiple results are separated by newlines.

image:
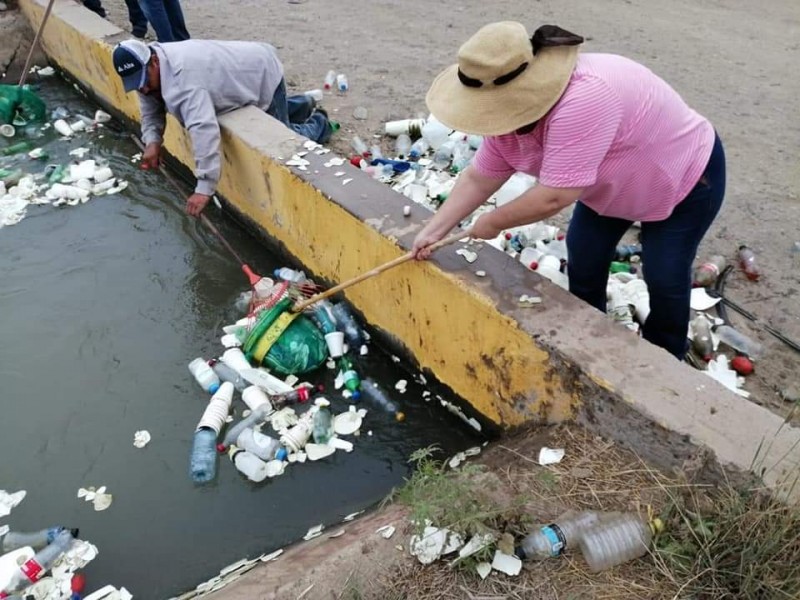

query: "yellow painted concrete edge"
xmin=21 ymin=0 xmax=800 ymax=501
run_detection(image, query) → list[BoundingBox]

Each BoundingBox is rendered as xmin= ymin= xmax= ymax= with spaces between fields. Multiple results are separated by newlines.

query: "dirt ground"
xmin=7 ymin=1 xmax=798 ymax=406
xmin=104 ymin=0 xmax=800 ymax=414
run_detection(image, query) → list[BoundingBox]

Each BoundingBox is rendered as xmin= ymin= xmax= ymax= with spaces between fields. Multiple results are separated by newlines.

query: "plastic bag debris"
xmin=476 ymin=561 xmax=492 ymax=579
xmin=0 ymin=489 xmax=26 ymax=517
xmin=491 ymin=550 xmax=522 ymax=576
xmin=77 ymin=486 xmax=113 ymax=511
xmin=538 ymin=447 xmax=565 ymax=466
xmin=376 ymin=525 xmax=396 ymax=539
xmin=303 ymin=524 xmax=324 ymax=541
xmin=133 ymin=430 xmax=151 ymax=448
xmin=706 ymin=355 xmax=750 ymax=398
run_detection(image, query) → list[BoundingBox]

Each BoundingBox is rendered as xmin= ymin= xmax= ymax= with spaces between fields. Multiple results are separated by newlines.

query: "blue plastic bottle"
xmin=189 ymin=427 xmax=218 ymax=483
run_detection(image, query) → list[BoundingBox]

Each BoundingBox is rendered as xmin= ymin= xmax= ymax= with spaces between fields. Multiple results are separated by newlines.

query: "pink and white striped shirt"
xmin=473 ymin=53 xmax=715 ymax=222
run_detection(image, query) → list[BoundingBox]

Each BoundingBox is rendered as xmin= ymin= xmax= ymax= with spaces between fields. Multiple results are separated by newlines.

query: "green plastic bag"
xmin=243 ymin=297 xmax=328 ymax=376
xmin=0 ymin=85 xmax=47 ymax=125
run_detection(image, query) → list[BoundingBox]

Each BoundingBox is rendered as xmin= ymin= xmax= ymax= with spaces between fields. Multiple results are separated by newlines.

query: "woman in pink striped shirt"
xmin=413 ymin=21 xmax=725 ymax=360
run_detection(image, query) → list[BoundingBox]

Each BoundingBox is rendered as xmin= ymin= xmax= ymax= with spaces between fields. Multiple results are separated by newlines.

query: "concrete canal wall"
xmin=19 ymin=0 xmax=800 ymax=506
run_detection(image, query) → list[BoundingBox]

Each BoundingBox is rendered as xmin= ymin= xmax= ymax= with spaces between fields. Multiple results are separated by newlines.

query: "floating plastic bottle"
xmin=1 ymin=527 xmax=78 ymax=553
xmin=271 ymin=385 xmax=313 ymax=406
xmin=312 ymin=398 xmax=334 ymax=444
xmin=690 ymin=315 xmax=714 ymax=361
xmin=339 ymin=356 xmax=361 ymax=399
xmin=304 ymin=88 xmax=323 ymax=102
xmin=1 ymin=530 xmax=74 ymax=596
xmin=715 ymin=324 xmax=763 ymax=359
xmin=738 ymin=245 xmax=760 ymax=281
xmin=517 ymin=511 xmax=602 ymax=560
xmin=323 ymin=70 xmax=336 ymax=90
xmin=0 ymin=141 xmax=33 ymax=156
xmin=190 ymin=383 xmax=234 ymax=483
xmin=394 ymin=134 xmax=412 ymax=158
xmin=235 ymin=428 xmax=283 ymax=461
xmin=331 ymin=302 xmax=365 ymax=347
xmin=218 ymin=403 xmax=272 ymax=451
xmin=307 ymin=304 xmax=337 ymax=335
xmin=188 ymin=358 xmax=221 ymax=394
xmin=693 ymin=255 xmax=726 ymax=288
xmin=360 ymin=378 xmax=403 ymax=420
xmin=210 ymin=360 xmax=248 ymax=391
xmin=228 ymin=446 xmax=269 ymax=482
xmin=408 ymin=138 xmax=429 ymax=159
xmin=336 ymin=73 xmax=348 ymax=92
xmin=578 ymin=513 xmax=653 ymax=573
xmin=53 ymin=119 xmax=73 ymax=137
xmin=273 ymin=267 xmax=307 ymax=283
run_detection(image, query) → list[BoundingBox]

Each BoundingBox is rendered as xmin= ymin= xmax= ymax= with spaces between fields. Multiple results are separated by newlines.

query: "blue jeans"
xmin=566 ymin=133 xmax=726 ymax=360
xmin=138 ymin=0 xmax=190 ymax=42
xmin=267 ymin=79 xmax=331 ymax=144
xmin=124 ymin=0 xmax=148 ymax=38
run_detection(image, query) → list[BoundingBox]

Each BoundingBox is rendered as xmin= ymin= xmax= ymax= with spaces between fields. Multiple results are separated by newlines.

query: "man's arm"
xmin=178 ymin=89 xmax=221 ymax=198
xmin=138 ymin=92 xmax=166 ymax=146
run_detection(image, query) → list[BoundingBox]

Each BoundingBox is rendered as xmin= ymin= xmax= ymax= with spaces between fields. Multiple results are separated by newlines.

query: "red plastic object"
xmin=349 ymin=155 xmax=363 ymax=168
xmin=71 ymin=573 xmax=86 ymax=593
xmin=241 ymin=265 xmax=262 ymax=287
xmin=731 ymin=355 xmax=754 ymax=376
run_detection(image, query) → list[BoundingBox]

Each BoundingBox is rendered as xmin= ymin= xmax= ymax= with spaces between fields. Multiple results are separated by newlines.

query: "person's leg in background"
xmin=82 ymin=0 xmax=107 ymax=18
xmin=286 ymin=94 xmax=315 ymax=123
xmin=566 ymin=202 xmax=633 ymax=313
xmin=162 ymin=0 xmax=191 ymax=41
xmin=124 ymin=0 xmax=149 ymax=39
xmin=639 ymin=133 xmax=726 ymax=359
xmin=137 ymin=0 xmax=177 ymax=42
xmin=267 ymin=80 xmax=332 ymax=144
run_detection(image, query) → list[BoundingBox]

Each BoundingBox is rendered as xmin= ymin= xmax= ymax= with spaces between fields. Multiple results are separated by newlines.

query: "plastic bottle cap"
xmin=216 ymin=443 xmax=227 ymax=453
xmin=276 ymin=447 xmax=288 ymax=461
xmin=208 ymin=382 xmax=221 ymax=394
xmin=505 ymin=232 xmax=512 ymax=240
xmin=395 ymin=411 xmax=406 ymax=422
xmin=351 ymin=390 xmax=361 ymax=400
xmin=297 ymin=387 xmax=310 ymax=402
xmin=529 ymin=261 xmax=538 ymax=270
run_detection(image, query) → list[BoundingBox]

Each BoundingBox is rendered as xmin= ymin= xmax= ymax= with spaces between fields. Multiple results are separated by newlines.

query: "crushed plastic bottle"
xmin=228 ymin=446 xmax=269 ymax=482
xmin=693 ymin=255 xmax=726 ymax=288
xmin=690 ymin=315 xmax=714 ymax=361
xmin=516 ymin=511 xmax=602 ymax=560
xmin=188 ymin=358 xmax=221 ymax=394
xmin=738 ymin=245 xmax=760 ymax=281
xmin=1 ymin=527 xmax=78 ymax=553
xmin=715 ymin=324 xmax=763 ymax=359
xmin=312 ymin=398 xmax=334 ymax=444
xmin=1 ymin=530 xmax=74 ymax=597
xmin=235 ymin=428 xmax=283 ymax=461
xmin=323 ymin=70 xmax=336 ymax=90
xmin=579 ymin=513 xmax=653 ymax=573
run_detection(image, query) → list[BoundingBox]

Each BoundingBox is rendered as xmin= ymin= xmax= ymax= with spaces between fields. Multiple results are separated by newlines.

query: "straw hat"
xmin=426 ymin=22 xmax=584 ymax=136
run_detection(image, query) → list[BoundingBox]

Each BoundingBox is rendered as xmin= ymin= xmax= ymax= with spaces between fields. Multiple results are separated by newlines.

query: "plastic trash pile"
xmin=1 ymin=91 xmax=124 ymax=229
xmin=186 ymin=267 xmax=409 ymax=485
xmin=0 ymin=490 xmax=130 ymax=600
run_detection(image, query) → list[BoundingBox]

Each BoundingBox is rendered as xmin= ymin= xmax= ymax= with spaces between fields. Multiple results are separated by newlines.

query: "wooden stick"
xmin=18 ymin=0 xmax=57 ymax=88
xmin=291 ymin=229 xmax=471 ymax=313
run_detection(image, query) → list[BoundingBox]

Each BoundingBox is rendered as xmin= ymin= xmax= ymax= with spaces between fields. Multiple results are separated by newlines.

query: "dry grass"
xmin=360 ymin=425 xmax=800 ymax=600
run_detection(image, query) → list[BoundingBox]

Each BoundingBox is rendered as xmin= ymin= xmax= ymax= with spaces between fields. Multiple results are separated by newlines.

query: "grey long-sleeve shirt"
xmin=138 ymin=40 xmax=284 ymax=196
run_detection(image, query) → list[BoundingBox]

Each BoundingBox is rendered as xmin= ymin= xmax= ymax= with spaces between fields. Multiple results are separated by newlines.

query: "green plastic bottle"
xmin=609 ymin=261 xmax=633 ymax=274
xmin=48 ymin=164 xmax=67 ymax=183
xmin=1 ymin=140 xmax=33 ymax=156
xmin=339 ymin=356 xmax=361 ymax=400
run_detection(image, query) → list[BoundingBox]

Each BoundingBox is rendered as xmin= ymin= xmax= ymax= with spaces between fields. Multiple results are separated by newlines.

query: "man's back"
xmin=154 ymin=40 xmax=285 ymax=120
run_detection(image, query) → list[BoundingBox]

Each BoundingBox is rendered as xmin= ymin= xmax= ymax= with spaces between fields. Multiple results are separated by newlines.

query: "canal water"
xmin=0 ymin=77 xmax=479 ymax=598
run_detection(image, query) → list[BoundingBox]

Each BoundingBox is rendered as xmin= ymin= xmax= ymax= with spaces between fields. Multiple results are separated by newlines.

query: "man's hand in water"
xmin=186 ymin=193 xmax=210 ymax=217
xmin=140 ymin=142 xmax=162 ymax=169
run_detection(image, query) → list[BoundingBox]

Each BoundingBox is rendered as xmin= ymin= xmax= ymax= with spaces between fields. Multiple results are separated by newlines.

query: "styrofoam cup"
xmin=280 ymin=421 xmax=312 ymax=453
xmin=0 ymin=124 xmax=15 ymax=138
xmin=196 ymin=382 xmax=234 ymax=433
xmin=242 ymin=385 xmax=272 ymax=411
xmin=222 ymin=347 xmax=251 ymax=374
xmin=324 ymin=332 xmax=345 ymax=358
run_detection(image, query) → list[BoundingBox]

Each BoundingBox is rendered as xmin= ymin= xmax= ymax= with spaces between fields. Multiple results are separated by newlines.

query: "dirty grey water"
xmin=0 ymin=77 xmax=479 ymax=598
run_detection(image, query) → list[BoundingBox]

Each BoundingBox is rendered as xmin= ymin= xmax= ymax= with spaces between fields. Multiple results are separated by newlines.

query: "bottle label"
xmin=20 ymin=557 xmax=44 ymax=582
xmin=541 ymin=524 xmax=567 ymax=557
xmin=700 ymin=262 xmax=720 ymax=276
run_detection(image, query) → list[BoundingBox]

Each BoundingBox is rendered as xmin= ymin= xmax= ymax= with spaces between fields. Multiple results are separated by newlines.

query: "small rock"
xmin=0 ymin=2 xmax=8 ymax=11
xmin=353 ymin=106 xmax=368 ymax=120
xmin=781 ymin=386 xmax=800 ymax=403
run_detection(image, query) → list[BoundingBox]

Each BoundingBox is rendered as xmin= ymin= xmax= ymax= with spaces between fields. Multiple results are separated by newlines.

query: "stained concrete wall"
xmin=19 ymin=0 xmax=800 ymax=501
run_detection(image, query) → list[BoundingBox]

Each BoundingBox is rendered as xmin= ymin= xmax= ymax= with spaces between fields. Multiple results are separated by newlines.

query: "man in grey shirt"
xmin=113 ymin=39 xmax=332 ymax=216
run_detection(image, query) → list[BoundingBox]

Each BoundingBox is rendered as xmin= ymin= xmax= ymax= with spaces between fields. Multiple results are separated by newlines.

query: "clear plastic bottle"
xmin=312 ymin=398 xmax=334 ymax=444
xmin=188 ymin=358 xmax=221 ymax=394
xmin=2 ymin=527 xmax=78 ymax=553
xmin=336 ymin=73 xmax=348 ymax=92
xmin=517 ymin=511 xmax=602 ymax=559
xmin=236 ymin=428 xmax=283 ymax=461
xmin=450 ymin=139 xmax=473 ymax=173
xmin=432 ymin=140 xmax=455 ymax=170
xmin=351 ymin=136 xmax=369 ymax=157
xmin=369 ymin=145 xmax=384 ymax=160
xmin=306 ymin=304 xmax=337 ymax=334
xmin=228 ymin=446 xmax=269 ymax=482
xmin=360 ymin=378 xmax=403 ymax=421
xmin=546 ymin=239 xmax=569 ymax=262
xmin=408 ymin=138 xmax=429 ymax=159
xmin=421 ymin=116 xmax=452 ymax=150
xmin=579 ymin=513 xmax=652 ymax=573
xmin=691 ymin=315 xmax=714 ymax=361
xmin=323 ymin=70 xmax=336 ymax=90
xmin=519 ymin=247 xmax=543 ymax=270
xmin=394 ymin=134 xmax=412 ymax=159
xmin=219 ymin=403 xmax=272 ymax=451
xmin=715 ymin=324 xmax=763 ymax=359
xmin=738 ymin=245 xmax=760 ymax=281
xmin=331 ymin=302 xmax=365 ymax=347
xmin=189 ymin=427 xmax=218 ymax=483
xmin=273 ymin=267 xmax=307 ymax=283
xmin=693 ymin=255 xmax=726 ymax=287
xmin=304 ymin=88 xmax=324 ymax=102
xmin=210 ymin=360 xmax=248 ymax=392
xmin=1 ymin=530 xmax=74 ymax=596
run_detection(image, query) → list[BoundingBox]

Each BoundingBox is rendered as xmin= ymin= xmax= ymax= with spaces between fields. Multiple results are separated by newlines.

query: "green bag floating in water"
xmin=0 ymin=85 xmax=47 ymax=125
xmin=243 ymin=297 xmax=328 ymax=375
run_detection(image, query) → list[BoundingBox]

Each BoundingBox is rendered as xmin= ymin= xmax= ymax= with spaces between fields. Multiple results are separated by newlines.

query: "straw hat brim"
xmin=426 ymin=45 xmax=580 ymax=136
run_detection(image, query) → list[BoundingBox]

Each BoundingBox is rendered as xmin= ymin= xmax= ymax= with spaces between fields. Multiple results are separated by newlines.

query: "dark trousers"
xmin=266 ymin=79 xmax=331 ymax=144
xmin=138 ymin=0 xmax=190 ymax=42
xmin=566 ymin=133 xmax=726 ymax=360
xmin=124 ymin=0 xmax=148 ymax=38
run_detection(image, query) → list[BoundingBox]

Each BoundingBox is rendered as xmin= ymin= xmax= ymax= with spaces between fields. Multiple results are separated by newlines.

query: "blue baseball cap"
xmin=113 ymin=39 xmax=151 ymax=92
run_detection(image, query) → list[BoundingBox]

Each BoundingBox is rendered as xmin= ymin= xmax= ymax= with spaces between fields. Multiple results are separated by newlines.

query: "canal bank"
xmin=8 ymin=0 xmax=800 ymax=596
